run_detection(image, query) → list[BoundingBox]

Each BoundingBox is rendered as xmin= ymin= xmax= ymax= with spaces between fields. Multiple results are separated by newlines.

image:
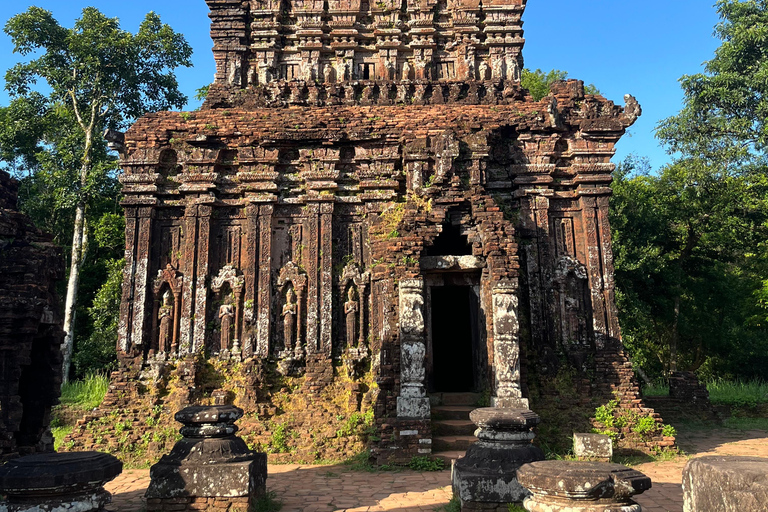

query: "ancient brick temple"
xmin=0 ymin=171 xmax=65 ymax=461
xmin=110 ymin=0 xmax=660 ymax=461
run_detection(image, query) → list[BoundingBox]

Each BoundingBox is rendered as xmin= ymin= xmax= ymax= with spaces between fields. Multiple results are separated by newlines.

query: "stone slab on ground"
xmin=683 ymin=455 xmax=768 ymax=512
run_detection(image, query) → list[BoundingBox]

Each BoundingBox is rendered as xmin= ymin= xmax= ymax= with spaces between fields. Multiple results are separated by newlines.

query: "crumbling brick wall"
xmin=67 ymin=0 xmax=673 ymax=462
xmin=0 ymin=170 xmax=65 ymax=461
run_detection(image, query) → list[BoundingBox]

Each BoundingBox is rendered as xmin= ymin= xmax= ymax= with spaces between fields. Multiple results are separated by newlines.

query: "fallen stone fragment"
xmin=517 ymin=460 xmax=651 ymax=512
xmin=683 ymin=455 xmax=768 ymax=512
xmin=573 ymin=433 xmax=613 ymax=461
xmin=0 ymin=451 xmax=122 ymax=512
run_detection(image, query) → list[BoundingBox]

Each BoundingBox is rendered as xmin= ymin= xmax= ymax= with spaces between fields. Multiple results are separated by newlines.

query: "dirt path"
xmin=106 ymin=428 xmax=768 ymax=512
xmin=634 ymin=428 xmax=768 ymax=512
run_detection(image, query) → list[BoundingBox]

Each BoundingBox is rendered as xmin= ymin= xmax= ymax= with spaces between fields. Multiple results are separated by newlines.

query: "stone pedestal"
xmin=0 ymin=452 xmax=122 ymax=512
xmin=683 ymin=456 xmax=768 ymax=512
xmin=517 ymin=461 xmax=651 ymax=512
xmin=452 ymin=408 xmax=544 ymax=509
xmin=573 ymin=433 xmax=613 ymax=461
xmin=145 ymin=405 xmax=267 ymax=512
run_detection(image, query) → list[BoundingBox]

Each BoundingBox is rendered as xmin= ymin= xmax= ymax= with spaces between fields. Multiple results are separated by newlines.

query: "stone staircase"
xmin=430 ymin=392 xmax=480 ymax=463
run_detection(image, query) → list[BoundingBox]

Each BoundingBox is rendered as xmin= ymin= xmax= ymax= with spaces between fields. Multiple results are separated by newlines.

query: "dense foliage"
xmin=613 ymin=0 xmax=768 ymax=382
xmin=0 ymin=7 xmax=191 ymax=380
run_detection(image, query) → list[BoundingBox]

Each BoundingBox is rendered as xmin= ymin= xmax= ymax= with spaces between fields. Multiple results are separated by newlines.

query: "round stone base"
xmin=523 ymin=496 xmax=641 ymax=512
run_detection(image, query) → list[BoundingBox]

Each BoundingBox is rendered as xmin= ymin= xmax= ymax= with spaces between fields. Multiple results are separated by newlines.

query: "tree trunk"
xmin=61 ymin=126 xmax=93 ymax=384
xmin=670 ymin=294 xmax=680 ymax=373
xmin=61 ymin=201 xmax=88 ymax=383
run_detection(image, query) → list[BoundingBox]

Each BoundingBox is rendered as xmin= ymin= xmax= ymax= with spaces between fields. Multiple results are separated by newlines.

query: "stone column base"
xmin=397 ymin=396 xmax=430 ymax=418
xmin=523 ymin=496 xmax=641 ymax=512
xmin=146 ymin=496 xmax=253 ymax=512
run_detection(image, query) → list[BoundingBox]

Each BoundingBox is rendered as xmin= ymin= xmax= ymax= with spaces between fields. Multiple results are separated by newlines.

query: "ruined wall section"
xmin=0 ymin=170 xmax=65 ymax=461
xmin=104 ymin=81 xmax=669 ymax=459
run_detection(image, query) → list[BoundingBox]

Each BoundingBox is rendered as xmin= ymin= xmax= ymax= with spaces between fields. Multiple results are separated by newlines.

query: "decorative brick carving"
xmin=87 ymin=0 xmax=671 ymax=463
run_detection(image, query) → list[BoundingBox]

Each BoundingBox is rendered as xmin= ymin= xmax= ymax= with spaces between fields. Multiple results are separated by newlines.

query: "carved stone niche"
xmin=211 ymin=265 xmax=245 ymax=360
xmin=552 ymin=255 xmax=592 ymax=369
xmin=339 ymin=263 xmax=371 ymax=379
xmin=276 ymin=262 xmax=307 ymax=376
xmin=151 ymin=264 xmax=183 ymax=359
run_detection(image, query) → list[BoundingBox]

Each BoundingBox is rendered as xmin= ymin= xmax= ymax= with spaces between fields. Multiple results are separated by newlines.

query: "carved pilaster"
xmin=193 ymin=205 xmax=213 ymax=354
xmin=397 ymin=278 xmax=430 ymax=419
xmin=118 ymin=208 xmax=138 ymax=354
xmin=491 ymin=280 xmax=527 ymax=409
xmin=179 ymin=205 xmax=198 ymax=352
xmin=320 ymin=202 xmax=334 ymax=355
xmin=129 ymin=207 xmax=154 ymax=353
xmin=256 ymin=204 xmax=274 ymax=357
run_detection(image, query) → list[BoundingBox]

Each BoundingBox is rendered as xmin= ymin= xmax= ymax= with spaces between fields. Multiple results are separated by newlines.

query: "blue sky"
xmin=0 ymin=1 xmax=721 ymax=169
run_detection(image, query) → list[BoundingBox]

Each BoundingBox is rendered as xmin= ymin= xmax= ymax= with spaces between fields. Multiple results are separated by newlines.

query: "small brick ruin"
xmin=65 ymin=0 xmax=670 ymax=462
xmin=0 ymin=170 xmax=65 ymax=461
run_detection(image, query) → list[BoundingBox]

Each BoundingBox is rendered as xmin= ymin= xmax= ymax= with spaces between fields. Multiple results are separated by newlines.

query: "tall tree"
xmin=657 ymin=0 xmax=768 ymax=165
xmin=3 ymin=7 xmax=192 ymax=382
xmin=614 ymin=0 xmax=768 ymax=380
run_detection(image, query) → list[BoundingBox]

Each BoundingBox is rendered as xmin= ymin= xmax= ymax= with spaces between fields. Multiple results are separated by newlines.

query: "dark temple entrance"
xmin=430 ymin=285 xmax=479 ymax=392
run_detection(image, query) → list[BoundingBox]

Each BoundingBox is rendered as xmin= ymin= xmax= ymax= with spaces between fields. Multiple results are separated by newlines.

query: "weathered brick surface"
xmin=0 ymin=170 xmax=65 ymax=461
xmin=67 ymin=0 xmax=671 ymax=463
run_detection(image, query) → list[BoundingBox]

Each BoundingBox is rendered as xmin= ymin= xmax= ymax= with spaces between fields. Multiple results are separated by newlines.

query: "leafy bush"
xmin=267 ymin=423 xmax=291 ymax=453
xmin=73 ymin=259 xmax=122 ymax=378
xmin=591 ymin=396 xmax=676 ymax=443
xmin=250 ymin=490 xmax=282 ymax=512
xmin=408 ymin=456 xmax=445 ymax=472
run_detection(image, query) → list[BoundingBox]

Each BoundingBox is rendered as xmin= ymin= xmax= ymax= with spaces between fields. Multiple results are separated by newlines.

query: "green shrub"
xmin=250 ymin=490 xmax=282 ymax=512
xmin=435 ymin=496 xmax=461 ymax=512
xmin=632 ymin=416 xmax=658 ymax=435
xmin=661 ymin=424 xmax=677 ymax=437
xmin=408 ymin=456 xmax=445 ymax=472
xmin=268 ymin=423 xmax=291 ymax=453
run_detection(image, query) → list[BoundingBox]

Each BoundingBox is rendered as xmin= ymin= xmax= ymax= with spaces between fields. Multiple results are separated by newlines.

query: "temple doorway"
xmin=428 ymin=284 xmax=481 ymax=392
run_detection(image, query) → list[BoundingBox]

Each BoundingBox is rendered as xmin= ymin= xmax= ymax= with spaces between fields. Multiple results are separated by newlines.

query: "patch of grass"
xmin=408 ymin=456 xmax=445 ymax=472
xmin=60 ymin=373 xmax=109 ymax=410
xmin=721 ymin=417 xmax=768 ymax=430
xmin=250 ymin=490 xmax=282 ymax=512
xmin=642 ymin=380 xmax=669 ymax=397
xmin=507 ymin=505 xmax=526 ymax=512
xmin=707 ymin=380 xmax=768 ymax=409
xmin=343 ymin=451 xmax=399 ymax=472
xmin=434 ymin=496 xmax=460 ymax=512
xmin=51 ymin=425 xmax=73 ymax=450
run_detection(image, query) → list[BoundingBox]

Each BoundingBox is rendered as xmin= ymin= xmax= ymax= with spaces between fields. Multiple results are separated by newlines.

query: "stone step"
xmin=433 ymin=419 xmax=477 ymax=437
xmin=431 ymin=405 xmax=475 ymax=421
xmin=433 ymin=450 xmax=466 ymax=464
xmin=432 ymin=435 xmax=477 ymax=452
xmin=432 ymin=392 xmax=482 ymax=406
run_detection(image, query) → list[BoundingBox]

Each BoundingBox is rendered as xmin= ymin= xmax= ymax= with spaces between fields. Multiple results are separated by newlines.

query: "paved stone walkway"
xmin=105 ymin=428 xmax=768 ymax=512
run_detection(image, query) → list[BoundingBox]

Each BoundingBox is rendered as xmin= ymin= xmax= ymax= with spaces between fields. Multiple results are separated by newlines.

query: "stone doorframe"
xmin=396 ymin=274 xmax=527 ymax=419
